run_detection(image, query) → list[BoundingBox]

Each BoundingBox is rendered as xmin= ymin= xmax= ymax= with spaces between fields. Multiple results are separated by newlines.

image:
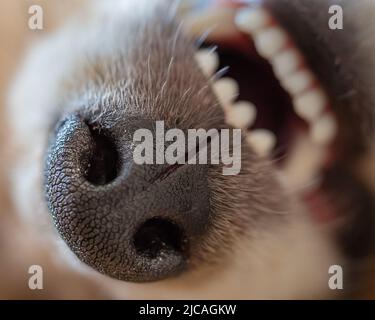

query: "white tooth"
xmin=246 ymin=129 xmax=276 ymax=157
xmin=212 ymin=78 xmax=239 ymax=108
xmin=235 ymin=7 xmax=272 ymax=34
xmin=294 ymin=88 xmax=328 ymax=122
xmin=271 ymin=49 xmax=302 ymax=78
xmin=254 ymin=27 xmax=288 ymax=59
xmin=280 ymin=69 xmax=315 ymax=96
xmin=310 ymin=114 xmax=337 ymax=145
xmin=226 ymin=101 xmax=257 ymax=128
xmin=195 ymin=49 xmax=219 ymax=77
xmin=281 ymin=133 xmax=325 ymax=193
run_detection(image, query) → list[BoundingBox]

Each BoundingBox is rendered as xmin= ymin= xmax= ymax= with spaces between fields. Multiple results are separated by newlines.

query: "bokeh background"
xmin=0 ymin=0 xmax=110 ymax=299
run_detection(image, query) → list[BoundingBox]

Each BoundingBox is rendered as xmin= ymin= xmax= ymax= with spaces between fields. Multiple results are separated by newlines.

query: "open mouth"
xmin=180 ymin=0 xmax=374 ymax=242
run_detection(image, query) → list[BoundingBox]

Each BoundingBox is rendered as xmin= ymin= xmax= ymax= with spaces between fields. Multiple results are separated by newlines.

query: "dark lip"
xmin=196 ymin=0 xmax=372 ymax=161
xmin=260 ymin=0 xmax=375 ymax=258
xmin=264 ymin=0 xmax=374 ymax=161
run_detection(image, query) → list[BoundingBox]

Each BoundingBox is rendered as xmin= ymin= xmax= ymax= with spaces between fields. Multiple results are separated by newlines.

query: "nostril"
xmin=85 ymin=123 xmax=119 ymax=185
xmin=133 ymin=218 xmax=188 ymax=259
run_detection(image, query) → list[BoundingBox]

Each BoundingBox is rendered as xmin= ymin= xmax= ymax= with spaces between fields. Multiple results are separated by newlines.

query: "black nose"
xmin=44 ymin=114 xmax=210 ymax=282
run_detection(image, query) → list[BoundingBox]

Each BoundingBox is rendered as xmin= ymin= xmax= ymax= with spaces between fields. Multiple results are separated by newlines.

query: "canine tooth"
xmin=254 ymin=27 xmax=288 ymax=59
xmin=213 ymin=78 xmax=239 ymax=108
xmin=226 ymin=101 xmax=257 ymax=128
xmin=246 ymin=129 xmax=276 ymax=157
xmin=235 ymin=7 xmax=272 ymax=34
xmin=281 ymin=134 xmax=325 ymax=192
xmin=281 ymin=70 xmax=315 ymax=96
xmin=271 ymin=49 xmax=302 ymax=78
xmin=294 ymin=89 xmax=328 ymax=122
xmin=310 ymin=114 xmax=337 ymax=145
xmin=195 ymin=49 xmax=219 ymax=77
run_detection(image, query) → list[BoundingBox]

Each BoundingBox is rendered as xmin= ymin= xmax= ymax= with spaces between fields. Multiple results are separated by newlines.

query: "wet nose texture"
xmin=44 ymin=115 xmax=210 ymax=282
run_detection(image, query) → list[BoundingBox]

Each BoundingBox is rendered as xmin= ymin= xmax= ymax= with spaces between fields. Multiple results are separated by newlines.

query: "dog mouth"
xmin=181 ymin=0 xmax=375 ymax=256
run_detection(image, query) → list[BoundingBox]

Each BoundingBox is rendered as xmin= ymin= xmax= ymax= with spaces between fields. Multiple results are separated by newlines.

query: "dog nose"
xmin=44 ymin=114 xmax=210 ymax=282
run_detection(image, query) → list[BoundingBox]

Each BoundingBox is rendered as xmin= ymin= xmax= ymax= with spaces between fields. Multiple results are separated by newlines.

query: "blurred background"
xmin=0 ymin=0 xmax=110 ymax=299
